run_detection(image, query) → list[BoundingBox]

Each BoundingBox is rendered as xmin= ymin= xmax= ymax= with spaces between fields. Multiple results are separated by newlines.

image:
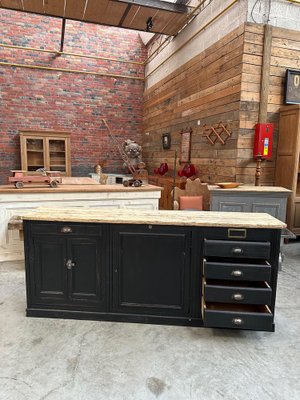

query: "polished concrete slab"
xmin=0 ymin=241 xmax=299 ymax=400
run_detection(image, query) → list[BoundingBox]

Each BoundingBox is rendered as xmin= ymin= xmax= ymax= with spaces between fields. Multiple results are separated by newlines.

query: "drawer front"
xmin=204 ymin=281 xmax=272 ymax=304
xmin=203 ymin=260 xmax=272 ymax=281
xmin=204 ymin=239 xmax=270 ymax=259
xmin=30 ymin=222 xmax=102 ymax=236
xmin=203 ymin=303 xmax=273 ymax=331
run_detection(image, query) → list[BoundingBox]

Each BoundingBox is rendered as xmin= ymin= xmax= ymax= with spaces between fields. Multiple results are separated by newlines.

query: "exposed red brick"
xmin=0 ymin=9 xmax=146 ymax=183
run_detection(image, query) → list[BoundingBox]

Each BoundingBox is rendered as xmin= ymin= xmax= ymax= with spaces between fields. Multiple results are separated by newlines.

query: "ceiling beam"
xmin=60 ymin=18 xmax=66 ymax=52
xmin=0 ymin=0 xmax=189 ymax=35
xmin=115 ymin=0 xmax=188 ymax=13
xmin=118 ymin=4 xmax=132 ymax=26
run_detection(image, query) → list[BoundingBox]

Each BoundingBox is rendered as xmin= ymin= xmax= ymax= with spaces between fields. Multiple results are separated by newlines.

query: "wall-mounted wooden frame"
xmin=285 ymin=69 xmax=300 ymax=104
xmin=162 ymin=133 xmax=171 ymax=149
xmin=180 ymin=128 xmax=192 ymax=163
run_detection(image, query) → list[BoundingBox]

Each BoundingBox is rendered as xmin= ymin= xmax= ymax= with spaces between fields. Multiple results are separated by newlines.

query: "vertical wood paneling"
xmin=239 ymin=23 xmax=300 ymax=185
xmin=144 ymin=22 xmax=300 ymax=186
xmin=143 ymin=25 xmax=244 ymax=184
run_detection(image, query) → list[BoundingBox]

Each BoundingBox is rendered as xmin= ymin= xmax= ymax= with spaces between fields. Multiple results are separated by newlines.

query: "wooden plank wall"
xmin=238 ymin=23 xmax=264 ymax=183
xmin=143 ymin=24 xmax=245 ymax=184
xmin=239 ymin=23 xmax=300 ymax=184
xmin=143 ymin=22 xmax=300 ymax=186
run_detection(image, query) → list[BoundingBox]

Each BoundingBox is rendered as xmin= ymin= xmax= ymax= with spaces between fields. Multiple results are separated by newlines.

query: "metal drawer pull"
xmin=232 ymin=318 xmax=244 ymax=326
xmin=232 ymin=247 xmax=243 ymax=255
xmin=231 ymin=270 xmax=243 ymax=277
xmin=66 ymin=259 xmax=75 ymax=270
xmin=232 ymin=293 xmax=244 ymax=301
xmin=61 ymin=226 xmax=72 ymax=233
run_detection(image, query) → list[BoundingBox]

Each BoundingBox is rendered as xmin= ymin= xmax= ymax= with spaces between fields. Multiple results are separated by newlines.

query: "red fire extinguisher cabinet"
xmin=253 ymin=123 xmax=273 ymax=159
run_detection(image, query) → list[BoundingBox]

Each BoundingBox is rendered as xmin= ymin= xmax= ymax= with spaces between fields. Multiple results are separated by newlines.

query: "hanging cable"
xmin=250 ymin=0 xmax=261 ymax=24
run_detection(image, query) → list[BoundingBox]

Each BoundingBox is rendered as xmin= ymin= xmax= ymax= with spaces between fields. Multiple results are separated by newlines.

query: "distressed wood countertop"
xmin=0 ymin=184 xmax=162 ymax=194
xmin=208 ymin=185 xmax=291 ymax=193
xmin=20 ymin=207 xmax=286 ymax=229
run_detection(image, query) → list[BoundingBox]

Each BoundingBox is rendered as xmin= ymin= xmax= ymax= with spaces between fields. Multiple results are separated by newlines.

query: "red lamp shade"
xmin=154 ymin=163 xmax=168 ymax=175
xmin=158 ymin=163 xmax=168 ymax=175
xmin=178 ymin=163 xmax=196 ymax=178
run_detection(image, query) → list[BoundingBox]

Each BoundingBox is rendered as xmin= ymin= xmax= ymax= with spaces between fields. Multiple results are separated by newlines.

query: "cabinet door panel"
xmin=217 ymin=202 xmax=247 ymax=212
xmin=32 ymin=236 xmax=67 ymax=303
xmin=112 ymin=226 xmax=191 ymax=316
xmin=294 ymin=203 xmax=300 ymax=228
xmin=251 ymin=203 xmax=280 ymax=219
xmin=68 ymin=237 xmax=105 ymax=307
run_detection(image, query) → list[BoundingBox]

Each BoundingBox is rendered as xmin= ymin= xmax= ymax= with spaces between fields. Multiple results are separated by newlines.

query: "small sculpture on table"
xmin=100 ymin=119 xmax=147 ymax=187
xmin=122 ymin=139 xmax=142 ymax=172
xmin=94 ymin=164 xmax=108 ymax=185
xmin=134 ymin=161 xmax=148 ymax=184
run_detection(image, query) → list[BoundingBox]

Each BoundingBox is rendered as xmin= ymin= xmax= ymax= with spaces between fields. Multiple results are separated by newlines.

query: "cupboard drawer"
xmin=30 ymin=222 xmax=102 ymax=236
xmin=203 ymin=279 xmax=272 ymax=304
xmin=203 ymin=302 xmax=273 ymax=331
xmin=203 ymin=258 xmax=271 ymax=281
xmin=204 ymin=239 xmax=270 ymax=259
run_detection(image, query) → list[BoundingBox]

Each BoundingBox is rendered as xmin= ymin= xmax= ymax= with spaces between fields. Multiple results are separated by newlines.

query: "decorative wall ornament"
xmin=202 ymin=122 xmax=232 ymax=145
xmin=180 ymin=128 xmax=192 ymax=163
xmin=162 ymin=133 xmax=171 ymax=149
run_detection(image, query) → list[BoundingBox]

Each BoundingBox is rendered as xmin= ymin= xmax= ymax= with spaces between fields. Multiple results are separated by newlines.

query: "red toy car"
xmin=8 ymin=170 xmax=61 ymax=189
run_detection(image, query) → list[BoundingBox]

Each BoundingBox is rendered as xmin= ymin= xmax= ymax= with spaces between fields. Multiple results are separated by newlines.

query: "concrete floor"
xmin=0 ymin=242 xmax=299 ymax=400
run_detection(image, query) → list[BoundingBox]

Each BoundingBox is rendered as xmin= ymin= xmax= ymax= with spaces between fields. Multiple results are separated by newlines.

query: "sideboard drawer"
xmin=30 ymin=222 xmax=102 ymax=236
xmin=203 ymin=259 xmax=272 ymax=281
xmin=203 ymin=302 xmax=273 ymax=331
xmin=204 ymin=239 xmax=271 ymax=259
xmin=203 ymin=280 xmax=272 ymax=304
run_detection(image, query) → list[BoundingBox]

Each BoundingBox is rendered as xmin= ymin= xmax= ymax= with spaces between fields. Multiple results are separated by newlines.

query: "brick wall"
xmin=0 ymin=9 xmax=146 ymax=184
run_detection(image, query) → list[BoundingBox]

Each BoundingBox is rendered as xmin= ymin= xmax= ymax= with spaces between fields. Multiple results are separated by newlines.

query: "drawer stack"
xmin=201 ymin=234 xmax=274 ymax=331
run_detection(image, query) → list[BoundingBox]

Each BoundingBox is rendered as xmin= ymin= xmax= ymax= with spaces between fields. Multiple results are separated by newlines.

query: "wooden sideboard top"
xmin=208 ymin=185 xmax=292 ymax=193
xmin=20 ymin=207 xmax=286 ymax=229
xmin=0 ymin=184 xmax=163 ymax=194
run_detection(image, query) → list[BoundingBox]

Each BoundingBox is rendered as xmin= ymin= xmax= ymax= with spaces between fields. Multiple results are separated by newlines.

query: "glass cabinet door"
xmin=49 ymin=139 xmax=66 ymax=172
xmin=26 ymin=138 xmax=45 ymax=171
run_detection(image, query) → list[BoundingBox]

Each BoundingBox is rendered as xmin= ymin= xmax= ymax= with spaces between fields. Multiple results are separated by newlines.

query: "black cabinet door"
xmin=67 ymin=237 xmax=106 ymax=309
xmin=112 ymin=225 xmax=191 ymax=316
xmin=26 ymin=222 xmax=107 ymax=311
xmin=31 ymin=235 xmax=68 ymax=305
